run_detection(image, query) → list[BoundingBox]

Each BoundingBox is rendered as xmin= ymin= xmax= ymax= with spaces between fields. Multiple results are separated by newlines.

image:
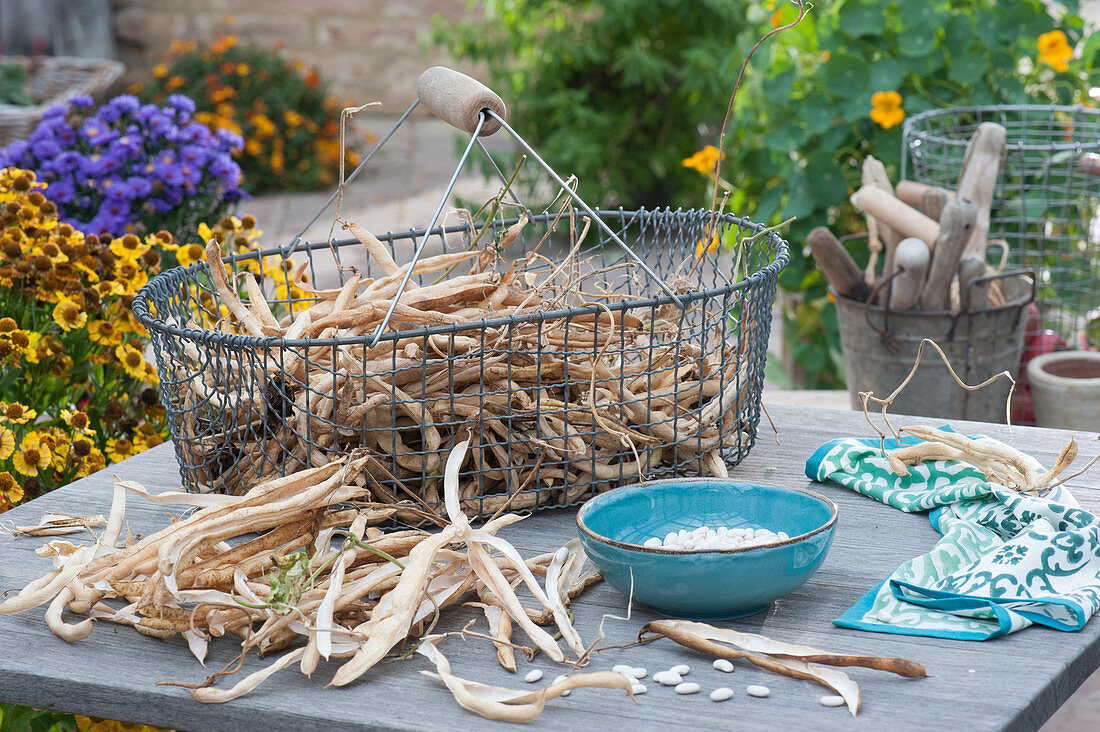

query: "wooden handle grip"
xmin=890 ymin=237 xmax=930 ymax=310
xmin=807 ymin=227 xmax=870 ymax=302
xmin=416 ymin=66 xmax=507 ymax=136
xmin=919 ymin=198 xmax=977 ymax=310
xmin=851 ymin=185 xmax=939 ymax=247
xmin=895 ymin=180 xmax=953 ymax=207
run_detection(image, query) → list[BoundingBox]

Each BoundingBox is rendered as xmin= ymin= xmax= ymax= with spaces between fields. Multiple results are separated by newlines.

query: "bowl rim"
xmin=576 ymin=478 xmax=838 ymax=556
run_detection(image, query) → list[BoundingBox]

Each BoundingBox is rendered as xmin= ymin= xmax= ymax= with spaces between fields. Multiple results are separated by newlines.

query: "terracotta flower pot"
xmin=1027 ymin=351 xmax=1100 ymax=431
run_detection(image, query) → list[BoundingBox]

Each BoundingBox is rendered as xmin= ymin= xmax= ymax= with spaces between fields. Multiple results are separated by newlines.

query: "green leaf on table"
xmin=948 ymin=52 xmax=989 ymax=86
xmin=823 ymin=53 xmax=872 ymax=98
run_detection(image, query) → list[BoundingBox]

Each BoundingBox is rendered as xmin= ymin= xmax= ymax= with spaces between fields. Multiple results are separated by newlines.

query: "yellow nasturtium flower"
xmin=870 ymin=91 xmax=905 ymax=129
xmin=1038 ymin=30 xmax=1073 ymax=72
xmin=681 ymin=145 xmax=724 ymax=175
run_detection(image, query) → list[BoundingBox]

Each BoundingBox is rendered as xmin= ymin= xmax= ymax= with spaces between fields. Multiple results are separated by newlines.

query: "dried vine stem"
xmin=858 ymin=338 xmax=1097 ymax=497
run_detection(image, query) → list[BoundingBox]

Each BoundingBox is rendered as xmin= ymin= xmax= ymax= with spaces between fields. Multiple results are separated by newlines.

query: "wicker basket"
xmin=0 ymin=55 xmax=124 ymax=146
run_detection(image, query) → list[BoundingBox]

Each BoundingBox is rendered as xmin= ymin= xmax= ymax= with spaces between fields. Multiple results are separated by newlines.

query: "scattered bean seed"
xmin=710 ymin=687 xmax=734 ymax=702
xmin=560 ymin=690 xmax=571 ymax=697
xmin=747 ymin=684 xmax=771 ymax=698
xmin=670 ymin=664 xmax=690 ymax=676
xmin=554 ymin=674 xmax=568 ymax=684
xmin=631 ymin=667 xmax=647 ymax=679
xmin=631 ymin=683 xmax=647 ymax=695
xmin=712 ymin=659 xmax=735 ymax=673
xmin=525 ymin=669 xmax=543 ymax=683
xmin=612 ymin=664 xmax=634 ymax=676
xmin=653 ymin=671 xmax=682 ymax=686
xmin=820 ymin=695 xmax=845 ymax=707
xmin=675 ymin=682 xmax=700 ymax=695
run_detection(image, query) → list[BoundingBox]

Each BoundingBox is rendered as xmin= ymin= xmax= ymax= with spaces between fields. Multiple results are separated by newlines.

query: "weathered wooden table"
xmin=2 ymin=405 xmax=1098 ymax=731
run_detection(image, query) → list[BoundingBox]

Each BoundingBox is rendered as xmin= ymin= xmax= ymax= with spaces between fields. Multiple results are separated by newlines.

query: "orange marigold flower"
xmin=870 ymin=90 xmax=905 ymax=129
xmin=165 ymin=75 xmax=186 ymax=92
xmin=1038 ymin=30 xmax=1073 ymax=72
xmin=153 ymin=63 xmax=169 ymax=78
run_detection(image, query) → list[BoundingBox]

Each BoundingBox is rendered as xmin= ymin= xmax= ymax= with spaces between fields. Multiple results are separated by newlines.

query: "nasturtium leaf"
xmin=801 ymin=94 xmax=838 ymax=134
xmin=869 ymin=58 xmax=903 ymax=95
xmin=765 ymin=123 xmax=809 ymax=152
xmin=783 ymin=170 xmax=815 ymax=220
xmin=898 ymin=30 xmax=938 ymax=58
xmin=897 ymin=3 xmax=948 ymax=33
xmin=838 ymin=1 xmax=885 ymax=38
xmin=944 ymin=15 xmax=974 ymax=50
xmin=822 ymin=53 xmax=872 ymax=98
xmin=948 ymin=52 xmax=988 ymax=86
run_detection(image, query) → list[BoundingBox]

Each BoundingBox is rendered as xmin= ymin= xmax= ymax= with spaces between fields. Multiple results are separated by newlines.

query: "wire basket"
xmin=0 ymin=55 xmax=124 ymax=146
xmin=132 ymin=68 xmax=788 ymax=521
xmin=902 ymin=105 xmax=1100 ymax=344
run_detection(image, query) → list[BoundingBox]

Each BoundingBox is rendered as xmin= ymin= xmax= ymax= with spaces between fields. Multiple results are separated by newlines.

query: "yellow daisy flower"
xmin=61 ymin=409 xmax=96 ymax=436
xmin=1 ymin=402 xmax=36 ymax=424
xmin=115 ymin=343 xmax=149 ymax=381
xmin=12 ymin=435 xmax=51 ymax=477
xmin=870 ymin=90 xmax=905 ymax=129
xmin=87 ymin=319 xmax=121 ymax=346
xmin=0 ymin=471 xmax=22 ymax=504
xmin=109 ymin=233 xmax=148 ymax=261
xmin=0 ymin=426 xmax=14 ymax=459
xmin=175 ymin=242 xmax=207 ymax=268
xmin=106 ymin=437 xmax=139 ymax=463
xmin=52 ymin=297 xmax=88 ymax=332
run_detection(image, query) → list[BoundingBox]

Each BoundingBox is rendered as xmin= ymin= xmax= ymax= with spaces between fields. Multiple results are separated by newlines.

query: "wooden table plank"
xmin=1 ymin=405 xmax=1098 ymax=731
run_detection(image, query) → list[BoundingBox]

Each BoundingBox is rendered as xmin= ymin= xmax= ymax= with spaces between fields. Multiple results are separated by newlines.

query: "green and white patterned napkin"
xmin=806 ymin=430 xmax=1100 ymax=640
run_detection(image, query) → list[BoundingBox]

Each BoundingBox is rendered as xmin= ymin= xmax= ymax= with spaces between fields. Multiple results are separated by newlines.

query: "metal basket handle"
xmin=283 ymin=66 xmax=687 ymax=347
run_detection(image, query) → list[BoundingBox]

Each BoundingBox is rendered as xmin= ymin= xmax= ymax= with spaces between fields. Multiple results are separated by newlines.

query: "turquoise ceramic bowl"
xmin=576 ymin=479 xmax=837 ymax=620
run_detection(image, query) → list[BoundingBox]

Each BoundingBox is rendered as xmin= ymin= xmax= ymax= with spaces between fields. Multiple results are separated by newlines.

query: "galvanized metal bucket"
xmin=834 ymin=274 xmax=1033 ymax=422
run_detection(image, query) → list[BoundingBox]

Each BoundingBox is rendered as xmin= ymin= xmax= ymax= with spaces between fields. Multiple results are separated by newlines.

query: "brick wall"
xmin=111 ymin=0 xmax=483 ymax=115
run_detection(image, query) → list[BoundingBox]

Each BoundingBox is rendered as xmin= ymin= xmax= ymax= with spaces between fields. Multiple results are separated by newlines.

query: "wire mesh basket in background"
xmin=133 ymin=210 xmax=786 ymax=520
xmin=0 ymin=55 xmax=124 ymax=146
xmin=902 ymin=105 xmax=1100 ymax=345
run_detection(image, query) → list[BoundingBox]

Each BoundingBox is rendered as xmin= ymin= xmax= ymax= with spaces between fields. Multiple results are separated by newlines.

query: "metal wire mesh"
xmin=902 ymin=105 xmax=1100 ymax=343
xmin=133 ymin=208 xmax=787 ymax=520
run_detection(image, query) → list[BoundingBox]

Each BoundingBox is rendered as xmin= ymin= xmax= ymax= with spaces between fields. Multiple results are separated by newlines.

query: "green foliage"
xmin=0 ymin=64 xmax=32 ymax=106
xmin=0 ymin=704 xmax=78 ymax=732
xmin=434 ymin=0 xmax=1096 ymax=386
xmin=431 ymin=0 xmax=750 ymax=208
xmin=724 ymin=0 xmax=1095 ymax=386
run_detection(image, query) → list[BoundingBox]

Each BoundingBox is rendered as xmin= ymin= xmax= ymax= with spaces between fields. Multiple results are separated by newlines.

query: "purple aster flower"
xmin=69 ymin=94 xmax=94 ymax=109
xmin=214 ymin=128 xmax=244 ymax=152
xmin=0 ymin=140 xmax=29 ymax=165
xmin=41 ymin=104 xmax=67 ymax=120
xmin=111 ymin=95 xmax=141 ymax=115
xmin=31 ymin=139 xmax=62 ymax=159
xmin=46 ymin=179 xmax=76 ymax=203
xmin=135 ymin=104 xmax=159 ymax=124
xmin=80 ymin=120 xmax=118 ymax=146
xmin=167 ymin=93 xmax=196 ymax=115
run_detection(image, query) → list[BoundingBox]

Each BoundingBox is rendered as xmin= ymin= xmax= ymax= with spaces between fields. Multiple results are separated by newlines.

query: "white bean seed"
xmin=653 ymin=671 xmax=682 ymax=686
xmin=820 ymin=695 xmax=845 ymax=707
xmin=560 ymin=689 xmax=571 ymax=696
xmin=675 ymin=682 xmax=700 ymax=695
xmin=631 ymin=683 xmax=647 ymax=695
xmin=670 ymin=664 xmax=690 ymax=676
xmin=554 ymin=674 xmax=568 ymax=684
xmin=612 ymin=664 xmax=634 ymax=676
xmin=747 ymin=684 xmax=771 ymax=698
xmin=712 ymin=659 xmax=735 ymax=673
xmin=710 ymin=687 xmax=734 ymax=702
xmin=631 ymin=667 xmax=647 ymax=679
xmin=648 ymin=524 xmax=789 ymax=551
xmin=525 ymin=669 xmax=543 ymax=683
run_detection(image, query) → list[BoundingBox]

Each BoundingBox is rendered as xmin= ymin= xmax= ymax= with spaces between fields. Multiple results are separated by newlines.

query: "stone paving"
xmin=241 ymin=115 xmax=1098 ymax=730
